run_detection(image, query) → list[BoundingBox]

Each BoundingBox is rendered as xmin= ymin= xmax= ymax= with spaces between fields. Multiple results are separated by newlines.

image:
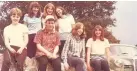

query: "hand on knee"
xmin=63 ymin=62 xmax=70 ymax=70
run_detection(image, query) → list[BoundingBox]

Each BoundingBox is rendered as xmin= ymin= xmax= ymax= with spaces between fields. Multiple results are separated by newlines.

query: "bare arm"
xmin=53 ymin=46 xmax=59 ymax=55
xmin=105 ymin=47 xmax=111 ymax=62
xmin=86 ymin=47 xmax=91 ymax=65
xmin=36 ymin=43 xmax=52 ymax=56
xmin=21 ymin=32 xmax=28 ymax=49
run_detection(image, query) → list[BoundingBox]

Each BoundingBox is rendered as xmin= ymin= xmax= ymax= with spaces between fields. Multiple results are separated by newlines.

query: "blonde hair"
xmin=42 ymin=3 xmax=56 ymax=18
xmin=10 ymin=8 xmax=22 ymax=17
xmin=71 ymin=22 xmax=86 ymax=39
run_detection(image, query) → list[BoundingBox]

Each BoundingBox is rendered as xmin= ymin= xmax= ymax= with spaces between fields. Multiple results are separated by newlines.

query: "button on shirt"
xmin=61 ymin=34 xmax=85 ymax=63
xmin=23 ymin=14 xmax=42 ymax=34
xmin=34 ymin=30 xmax=60 ymax=56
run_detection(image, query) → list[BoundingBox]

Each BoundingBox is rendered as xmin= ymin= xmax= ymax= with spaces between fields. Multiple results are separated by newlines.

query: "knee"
xmin=53 ymin=58 xmax=61 ymax=66
xmin=92 ymin=59 xmax=101 ymax=66
xmin=101 ymin=59 xmax=109 ymax=66
xmin=37 ymin=57 xmax=48 ymax=65
xmin=77 ymin=59 xmax=84 ymax=65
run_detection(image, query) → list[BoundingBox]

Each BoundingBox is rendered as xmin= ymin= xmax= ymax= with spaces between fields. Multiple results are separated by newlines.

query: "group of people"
xmin=1 ymin=1 xmax=111 ymax=71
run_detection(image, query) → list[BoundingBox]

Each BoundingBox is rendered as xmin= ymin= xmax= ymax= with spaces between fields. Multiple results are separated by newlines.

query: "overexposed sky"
xmin=0 ymin=1 xmax=136 ymax=45
xmin=112 ymin=1 xmax=137 ymax=45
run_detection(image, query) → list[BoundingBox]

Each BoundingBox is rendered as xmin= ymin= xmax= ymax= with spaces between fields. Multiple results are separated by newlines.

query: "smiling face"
xmin=10 ymin=14 xmax=20 ymax=24
xmin=56 ymin=8 xmax=63 ymax=17
xmin=77 ymin=25 xmax=84 ymax=36
xmin=95 ymin=28 xmax=102 ymax=37
xmin=32 ymin=7 xmax=39 ymax=15
xmin=46 ymin=6 xmax=54 ymax=15
xmin=45 ymin=19 xmax=55 ymax=31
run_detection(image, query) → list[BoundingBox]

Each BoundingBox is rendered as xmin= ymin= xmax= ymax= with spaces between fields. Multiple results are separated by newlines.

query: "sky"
xmin=112 ymin=1 xmax=137 ymax=45
xmin=0 ymin=1 xmax=136 ymax=45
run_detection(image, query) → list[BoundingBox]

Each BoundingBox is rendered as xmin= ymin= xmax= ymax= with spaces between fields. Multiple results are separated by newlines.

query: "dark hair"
xmin=28 ymin=2 xmax=41 ymax=18
xmin=55 ymin=6 xmax=68 ymax=19
xmin=92 ymin=25 xmax=104 ymax=41
xmin=71 ymin=22 xmax=86 ymax=39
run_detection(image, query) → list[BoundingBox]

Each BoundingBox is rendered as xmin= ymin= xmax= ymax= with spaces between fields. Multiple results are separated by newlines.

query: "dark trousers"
xmin=59 ymin=40 xmax=65 ymax=55
xmin=90 ymin=56 xmax=110 ymax=71
xmin=36 ymin=55 xmax=61 ymax=71
xmin=1 ymin=45 xmax=27 ymax=71
xmin=27 ymin=34 xmax=37 ymax=58
xmin=67 ymin=56 xmax=86 ymax=71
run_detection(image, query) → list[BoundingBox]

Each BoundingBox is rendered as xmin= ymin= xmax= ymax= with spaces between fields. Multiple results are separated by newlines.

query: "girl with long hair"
xmin=56 ymin=6 xmax=75 ymax=55
xmin=23 ymin=2 xmax=42 ymax=58
xmin=86 ymin=25 xmax=110 ymax=71
xmin=61 ymin=22 xmax=87 ymax=71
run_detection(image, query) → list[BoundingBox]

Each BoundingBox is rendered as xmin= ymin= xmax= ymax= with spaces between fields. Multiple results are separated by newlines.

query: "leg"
xmin=36 ymin=56 xmax=49 ymax=71
xmin=1 ymin=50 xmax=12 ymax=71
xmin=68 ymin=56 xmax=86 ymax=71
xmin=101 ymin=58 xmax=110 ymax=71
xmin=90 ymin=58 xmax=102 ymax=71
xmin=27 ymin=34 xmax=37 ymax=58
xmin=16 ymin=49 xmax=27 ymax=71
xmin=51 ymin=57 xmax=61 ymax=71
xmin=59 ymin=40 xmax=65 ymax=55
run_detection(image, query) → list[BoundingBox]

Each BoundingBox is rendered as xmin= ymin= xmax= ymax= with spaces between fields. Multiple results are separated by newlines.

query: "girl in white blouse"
xmin=56 ymin=6 xmax=75 ymax=55
xmin=86 ymin=25 xmax=110 ymax=71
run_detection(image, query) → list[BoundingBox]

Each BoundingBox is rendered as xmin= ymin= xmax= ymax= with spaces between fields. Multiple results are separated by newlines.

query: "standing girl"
xmin=56 ymin=6 xmax=75 ymax=55
xmin=23 ymin=2 xmax=42 ymax=58
xmin=41 ymin=3 xmax=57 ymax=29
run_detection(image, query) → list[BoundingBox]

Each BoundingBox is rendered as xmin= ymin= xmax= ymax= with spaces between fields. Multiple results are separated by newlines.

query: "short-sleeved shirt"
xmin=86 ymin=38 xmax=110 ymax=55
xmin=4 ymin=24 xmax=28 ymax=48
xmin=34 ymin=30 xmax=60 ymax=56
xmin=23 ymin=14 xmax=42 ymax=34
xmin=57 ymin=14 xmax=75 ymax=40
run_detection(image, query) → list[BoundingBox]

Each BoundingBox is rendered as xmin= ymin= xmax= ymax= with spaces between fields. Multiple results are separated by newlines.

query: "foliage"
xmin=0 ymin=1 xmax=119 ymax=43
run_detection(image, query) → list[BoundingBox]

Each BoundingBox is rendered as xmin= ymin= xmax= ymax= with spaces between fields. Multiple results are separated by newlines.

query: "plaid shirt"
xmin=34 ymin=30 xmax=60 ymax=56
xmin=61 ymin=34 xmax=85 ymax=63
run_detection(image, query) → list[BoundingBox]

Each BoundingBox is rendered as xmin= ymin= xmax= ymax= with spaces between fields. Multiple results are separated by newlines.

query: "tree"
xmin=0 ymin=1 xmax=119 ymax=43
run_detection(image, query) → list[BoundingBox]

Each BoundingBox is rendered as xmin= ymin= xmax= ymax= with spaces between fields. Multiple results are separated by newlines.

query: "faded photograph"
xmin=0 ymin=1 xmax=136 ymax=71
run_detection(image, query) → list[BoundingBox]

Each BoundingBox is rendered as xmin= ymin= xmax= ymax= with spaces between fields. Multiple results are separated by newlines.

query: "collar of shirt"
xmin=42 ymin=29 xmax=55 ymax=34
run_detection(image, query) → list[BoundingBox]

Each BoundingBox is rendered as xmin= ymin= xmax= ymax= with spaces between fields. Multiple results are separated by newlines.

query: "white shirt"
xmin=23 ymin=14 xmax=42 ymax=34
xmin=57 ymin=14 xmax=75 ymax=33
xmin=86 ymin=38 xmax=110 ymax=55
xmin=57 ymin=14 xmax=75 ymax=40
xmin=4 ymin=24 xmax=28 ymax=48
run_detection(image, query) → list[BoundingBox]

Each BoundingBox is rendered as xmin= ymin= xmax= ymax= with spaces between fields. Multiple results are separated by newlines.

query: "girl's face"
xmin=10 ymin=14 xmax=20 ymax=24
xmin=95 ymin=28 xmax=102 ymax=37
xmin=77 ymin=25 xmax=84 ymax=36
xmin=32 ymin=7 xmax=39 ymax=15
xmin=56 ymin=8 xmax=63 ymax=17
xmin=46 ymin=6 xmax=54 ymax=15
